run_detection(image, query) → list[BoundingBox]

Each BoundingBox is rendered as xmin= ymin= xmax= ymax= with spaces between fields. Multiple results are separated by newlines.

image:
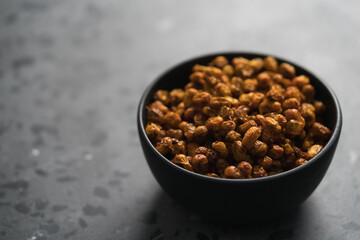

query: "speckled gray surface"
xmin=0 ymin=0 xmax=359 ymax=239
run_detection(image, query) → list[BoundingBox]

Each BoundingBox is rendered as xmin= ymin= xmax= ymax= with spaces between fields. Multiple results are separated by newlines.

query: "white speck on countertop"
xmin=349 ymin=150 xmax=358 ymax=164
xmin=31 ymin=148 xmax=40 ymax=157
xmin=27 ymin=230 xmax=44 ymax=240
xmin=155 ymin=17 xmax=175 ymax=32
xmin=84 ymin=153 xmax=93 ymax=161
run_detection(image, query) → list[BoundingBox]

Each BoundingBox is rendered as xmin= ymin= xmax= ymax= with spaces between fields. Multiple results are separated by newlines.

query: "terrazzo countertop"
xmin=0 ymin=0 xmax=359 ymax=239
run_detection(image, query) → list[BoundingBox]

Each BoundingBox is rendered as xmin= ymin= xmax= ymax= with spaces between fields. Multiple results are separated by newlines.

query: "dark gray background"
xmin=0 ymin=0 xmax=359 ymax=239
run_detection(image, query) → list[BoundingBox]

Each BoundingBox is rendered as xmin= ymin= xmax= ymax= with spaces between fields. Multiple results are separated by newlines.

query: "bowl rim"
xmin=137 ymin=51 xmax=342 ymax=183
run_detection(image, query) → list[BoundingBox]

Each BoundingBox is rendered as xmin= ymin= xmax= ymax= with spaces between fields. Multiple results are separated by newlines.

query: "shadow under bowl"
xmin=137 ymin=52 xmax=342 ymax=224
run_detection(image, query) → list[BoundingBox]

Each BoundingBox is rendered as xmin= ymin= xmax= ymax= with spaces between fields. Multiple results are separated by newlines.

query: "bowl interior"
xmin=139 ymin=52 xmax=341 ymax=180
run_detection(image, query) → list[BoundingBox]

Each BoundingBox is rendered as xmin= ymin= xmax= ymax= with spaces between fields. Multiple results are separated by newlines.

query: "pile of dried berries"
xmin=145 ymin=56 xmax=332 ymax=179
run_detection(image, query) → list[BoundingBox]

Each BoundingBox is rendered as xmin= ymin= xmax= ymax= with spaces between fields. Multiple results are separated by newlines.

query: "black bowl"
xmin=137 ymin=52 xmax=342 ymax=224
